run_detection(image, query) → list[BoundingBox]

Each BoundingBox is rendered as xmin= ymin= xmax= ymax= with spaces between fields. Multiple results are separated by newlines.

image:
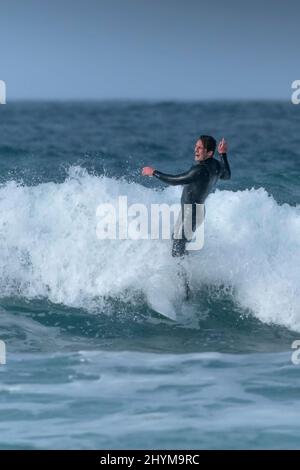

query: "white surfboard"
xmin=145 ymin=269 xmax=188 ymax=321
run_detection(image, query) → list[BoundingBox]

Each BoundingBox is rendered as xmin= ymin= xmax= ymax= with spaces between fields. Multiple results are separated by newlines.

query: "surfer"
xmin=142 ymin=136 xmax=231 ymax=258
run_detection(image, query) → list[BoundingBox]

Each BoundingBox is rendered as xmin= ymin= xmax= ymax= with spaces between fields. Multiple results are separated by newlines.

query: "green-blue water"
xmin=0 ymin=101 xmax=299 ymax=449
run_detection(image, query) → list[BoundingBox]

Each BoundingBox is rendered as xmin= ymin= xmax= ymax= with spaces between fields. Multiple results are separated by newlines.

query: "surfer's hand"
xmin=218 ymin=138 xmax=228 ymax=154
xmin=142 ymin=166 xmax=154 ymax=176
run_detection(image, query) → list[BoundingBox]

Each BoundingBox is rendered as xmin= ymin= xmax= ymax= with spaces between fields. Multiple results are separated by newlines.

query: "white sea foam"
xmin=0 ymin=167 xmax=299 ymax=331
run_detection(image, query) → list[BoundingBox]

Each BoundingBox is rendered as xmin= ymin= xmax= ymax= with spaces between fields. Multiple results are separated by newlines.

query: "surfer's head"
xmin=194 ymin=135 xmax=216 ymax=161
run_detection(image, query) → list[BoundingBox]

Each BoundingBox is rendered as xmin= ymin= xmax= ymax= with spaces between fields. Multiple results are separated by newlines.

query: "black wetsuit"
xmin=153 ymin=154 xmax=231 ymax=257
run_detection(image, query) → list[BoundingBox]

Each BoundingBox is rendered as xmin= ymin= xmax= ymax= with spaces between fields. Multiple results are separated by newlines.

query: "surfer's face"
xmin=194 ymin=139 xmax=209 ymax=161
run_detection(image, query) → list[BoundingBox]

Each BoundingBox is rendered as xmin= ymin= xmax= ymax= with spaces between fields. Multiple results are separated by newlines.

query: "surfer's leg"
xmin=172 ymin=234 xmax=191 ymax=299
xmin=171 ymin=207 xmax=193 ymax=299
xmin=172 ymin=208 xmax=187 ymax=258
xmin=173 ymin=258 xmax=190 ymax=300
xmin=172 ymin=236 xmax=187 ymax=258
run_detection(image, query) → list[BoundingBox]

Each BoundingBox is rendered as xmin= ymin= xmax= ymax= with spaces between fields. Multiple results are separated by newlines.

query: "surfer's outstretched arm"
xmin=142 ymin=165 xmax=203 ymax=185
xmin=152 ymin=166 xmax=202 ymax=185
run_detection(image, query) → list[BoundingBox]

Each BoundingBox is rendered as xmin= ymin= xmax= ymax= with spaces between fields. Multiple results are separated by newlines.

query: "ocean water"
xmin=0 ymin=101 xmax=299 ymax=449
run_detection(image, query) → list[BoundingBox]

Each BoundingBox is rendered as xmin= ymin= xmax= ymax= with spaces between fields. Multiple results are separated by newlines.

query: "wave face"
xmin=0 ymin=166 xmax=299 ymax=333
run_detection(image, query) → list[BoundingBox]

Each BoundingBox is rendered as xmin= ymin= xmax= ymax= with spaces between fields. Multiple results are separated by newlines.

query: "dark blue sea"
xmin=0 ymin=101 xmax=299 ymax=449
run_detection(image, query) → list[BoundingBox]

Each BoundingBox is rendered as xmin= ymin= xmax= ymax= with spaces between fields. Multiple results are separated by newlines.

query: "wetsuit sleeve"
xmin=219 ymin=153 xmax=231 ymax=180
xmin=153 ymin=166 xmax=203 ymax=185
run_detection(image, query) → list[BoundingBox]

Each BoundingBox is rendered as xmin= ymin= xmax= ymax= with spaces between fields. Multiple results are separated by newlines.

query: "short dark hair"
xmin=200 ymin=135 xmax=216 ymax=155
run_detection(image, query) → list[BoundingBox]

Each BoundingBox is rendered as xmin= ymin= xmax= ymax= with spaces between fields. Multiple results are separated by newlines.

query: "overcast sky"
xmin=0 ymin=0 xmax=299 ymax=100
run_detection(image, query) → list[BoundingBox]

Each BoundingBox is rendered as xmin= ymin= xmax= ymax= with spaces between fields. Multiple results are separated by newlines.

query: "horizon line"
xmin=1 ymin=97 xmax=292 ymax=104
